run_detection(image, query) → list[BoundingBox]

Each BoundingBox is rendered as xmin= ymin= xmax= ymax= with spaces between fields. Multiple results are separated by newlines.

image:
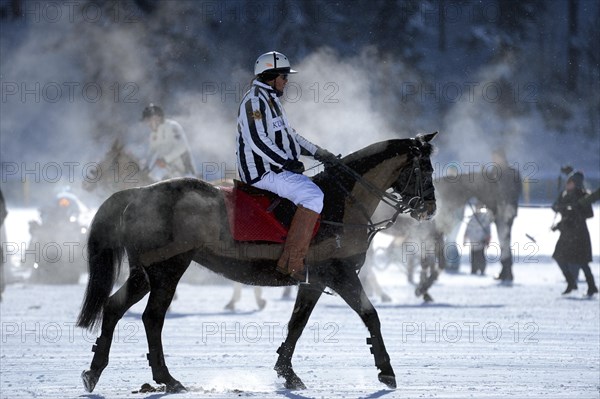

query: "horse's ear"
xmin=421 ymin=131 xmax=438 ymax=143
xmin=111 ymin=138 xmax=124 ymax=151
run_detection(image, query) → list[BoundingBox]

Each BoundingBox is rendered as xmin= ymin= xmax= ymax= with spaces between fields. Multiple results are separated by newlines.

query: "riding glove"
xmin=282 ymin=159 xmax=305 ymax=174
xmin=314 ymin=147 xmax=338 ymax=165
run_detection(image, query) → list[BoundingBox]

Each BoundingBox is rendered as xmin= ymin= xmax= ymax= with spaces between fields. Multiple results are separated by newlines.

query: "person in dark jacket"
xmin=552 ymin=171 xmax=598 ymax=296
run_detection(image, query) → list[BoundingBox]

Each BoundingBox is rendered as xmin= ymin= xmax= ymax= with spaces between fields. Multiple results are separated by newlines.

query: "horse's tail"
xmin=76 ymin=190 xmax=130 ymax=331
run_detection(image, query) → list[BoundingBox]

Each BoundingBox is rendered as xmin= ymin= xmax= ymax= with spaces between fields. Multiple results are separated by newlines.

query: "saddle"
xmin=220 ymin=180 xmax=320 ymax=243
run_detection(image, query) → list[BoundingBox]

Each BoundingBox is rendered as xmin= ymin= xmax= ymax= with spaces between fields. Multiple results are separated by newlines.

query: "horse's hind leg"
xmin=82 ymin=265 xmax=150 ymax=392
xmin=142 ymin=255 xmax=190 ymax=393
xmin=275 ymin=283 xmax=323 ymax=390
xmin=416 ymin=255 xmax=437 ymax=302
xmin=329 ymin=265 xmax=396 ymax=389
xmin=254 ymin=286 xmax=266 ymax=310
xmin=224 ymin=282 xmax=242 ymax=310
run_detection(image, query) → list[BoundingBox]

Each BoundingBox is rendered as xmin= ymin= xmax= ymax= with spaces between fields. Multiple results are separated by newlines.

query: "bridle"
xmin=320 ymin=140 xmax=434 ymax=243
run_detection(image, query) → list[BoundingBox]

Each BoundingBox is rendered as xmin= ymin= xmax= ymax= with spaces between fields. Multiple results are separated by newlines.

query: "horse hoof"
xmin=423 ymin=293 xmax=434 ymax=302
xmin=378 ymin=373 xmax=396 ymax=389
xmin=81 ymin=369 xmax=99 ymax=393
xmin=257 ymin=298 xmax=267 ymax=310
xmin=284 ymin=374 xmax=306 ymax=390
xmin=165 ymin=380 xmax=187 ymax=393
xmin=275 ymin=364 xmax=306 ymax=390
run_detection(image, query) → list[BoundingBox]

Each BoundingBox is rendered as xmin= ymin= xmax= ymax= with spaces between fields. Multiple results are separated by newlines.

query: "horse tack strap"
xmin=91 ymin=336 xmax=111 ymax=353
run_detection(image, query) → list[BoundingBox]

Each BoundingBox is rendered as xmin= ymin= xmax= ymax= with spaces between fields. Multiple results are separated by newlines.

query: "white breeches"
xmin=253 ymin=171 xmax=324 ymax=214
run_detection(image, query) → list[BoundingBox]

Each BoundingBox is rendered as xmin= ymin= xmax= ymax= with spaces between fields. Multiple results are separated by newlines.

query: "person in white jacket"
xmin=142 ymin=104 xmax=196 ymax=180
xmin=463 ymin=202 xmax=493 ymax=275
xmin=236 ymin=51 xmax=337 ymax=280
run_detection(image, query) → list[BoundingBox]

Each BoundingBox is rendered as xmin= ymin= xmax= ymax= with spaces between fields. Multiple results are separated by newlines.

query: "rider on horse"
xmin=142 ymin=104 xmax=197 ymax=179
xmin=236 ymin=51 xmax=337 ymax=280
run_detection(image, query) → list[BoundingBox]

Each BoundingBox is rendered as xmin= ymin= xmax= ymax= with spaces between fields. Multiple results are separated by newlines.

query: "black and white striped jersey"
xmin=236 ymin=80 xmax=318 ymax=184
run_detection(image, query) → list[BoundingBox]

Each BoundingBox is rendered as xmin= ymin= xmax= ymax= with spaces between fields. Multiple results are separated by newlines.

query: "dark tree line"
xmin=1 ymin=0 xmax=598 ymax=138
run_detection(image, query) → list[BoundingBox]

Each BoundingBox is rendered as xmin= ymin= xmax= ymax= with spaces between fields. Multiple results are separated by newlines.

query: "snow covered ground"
xmin=1 ymin=206 xmax=599 ymax=399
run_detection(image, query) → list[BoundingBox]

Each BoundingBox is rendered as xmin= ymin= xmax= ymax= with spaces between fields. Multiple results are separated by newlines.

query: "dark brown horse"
xmin=76 ymin=133 xmax=438 ymax=393
xmin=82 ymin=139 xmax=155 ymax=196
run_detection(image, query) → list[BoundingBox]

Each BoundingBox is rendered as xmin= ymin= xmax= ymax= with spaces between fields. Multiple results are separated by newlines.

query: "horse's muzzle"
xmin=410 ymin=201 xmax=436 ymax=222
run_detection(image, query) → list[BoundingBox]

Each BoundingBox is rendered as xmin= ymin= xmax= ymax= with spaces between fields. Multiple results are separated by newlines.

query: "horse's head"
xmin=82 ymin=138 xmax=153 ymax=194
xmin=392 ymin=132 xmax=437 ymax=222
xmin=81 ymin=140 xmax=122 ymax=192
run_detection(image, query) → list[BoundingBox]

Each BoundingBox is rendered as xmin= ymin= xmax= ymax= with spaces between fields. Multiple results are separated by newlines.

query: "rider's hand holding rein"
xmin=282 ymin=159 xmax=306 ymax=174
xmin=314 ymin=147 xmax=338 ymax=166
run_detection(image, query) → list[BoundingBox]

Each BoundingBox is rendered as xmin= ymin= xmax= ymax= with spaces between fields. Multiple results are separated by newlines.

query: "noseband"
xmin=394 ymin=146 xmax=435 ymax=220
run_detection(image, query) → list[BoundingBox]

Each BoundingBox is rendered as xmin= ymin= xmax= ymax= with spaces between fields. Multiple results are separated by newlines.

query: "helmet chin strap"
xmin=257 ymin=76 xmax=284 ymax=97
xmin=267 ymin=78 xmax=283 ymax=97
xmin=267 ymin=81 xmax=284 ymax=97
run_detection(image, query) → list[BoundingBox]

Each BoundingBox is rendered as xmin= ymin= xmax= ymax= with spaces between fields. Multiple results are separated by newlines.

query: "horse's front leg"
xmin=329 ymin=265 xmax=396 ymax=389
xmin=275 ymin=282 xmax=323 ymax=390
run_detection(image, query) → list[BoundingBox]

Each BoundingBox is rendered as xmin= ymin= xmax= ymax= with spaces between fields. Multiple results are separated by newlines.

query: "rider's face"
xmin=273 ymin=74 xmax=288 ymax=92
xmin=145 ymin=115 xmax=162 ymax=132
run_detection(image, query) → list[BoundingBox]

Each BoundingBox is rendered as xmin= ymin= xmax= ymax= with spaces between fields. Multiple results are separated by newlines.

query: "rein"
xmin=319 ymin=143 xmax=430 ymax=242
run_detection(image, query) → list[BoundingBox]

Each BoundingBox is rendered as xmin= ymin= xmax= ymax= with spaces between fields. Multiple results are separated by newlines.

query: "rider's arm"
xmin=292 ymin=129 xmax=318 ymax=156
xmin=160 ymin=120 xmax=192 ymax=164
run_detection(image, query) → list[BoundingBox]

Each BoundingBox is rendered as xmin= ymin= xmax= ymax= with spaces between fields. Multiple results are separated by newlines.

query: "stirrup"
xmin=295 ymin=266 xmax=309 ymax=285
xmin=276 ymin=263 xmax=307 ymax=283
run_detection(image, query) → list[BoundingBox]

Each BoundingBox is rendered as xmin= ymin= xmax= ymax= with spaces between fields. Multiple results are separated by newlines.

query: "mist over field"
xmin=1 ymin=0 xmax=598 ymax=207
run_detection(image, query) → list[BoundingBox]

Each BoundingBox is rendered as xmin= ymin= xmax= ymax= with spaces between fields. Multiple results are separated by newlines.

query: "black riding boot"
xmin=557 ymin=261 xmax=578 ymax=294
xmin=581 ymin=263 xmax=599 ymax=296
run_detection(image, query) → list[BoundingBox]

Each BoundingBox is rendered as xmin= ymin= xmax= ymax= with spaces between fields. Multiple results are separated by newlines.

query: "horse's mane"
xmin=340 ymin=138 xmax=422 ymax=166
xmin=313 ymin=139 xmax=418 ymax=184
xmin=310 ymin=138 xmax=423 ymax=232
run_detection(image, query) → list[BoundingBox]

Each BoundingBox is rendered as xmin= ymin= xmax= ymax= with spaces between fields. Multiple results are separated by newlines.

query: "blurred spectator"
xmin=463 ymin=202 xmax=493 ymax=275
xmin=405 ymin=220 xmax=445 ymax=302
xmin=551 ymin=171 xmax=598 ymax=297
xmin=0 ymin=188 xmax=7 ymax=299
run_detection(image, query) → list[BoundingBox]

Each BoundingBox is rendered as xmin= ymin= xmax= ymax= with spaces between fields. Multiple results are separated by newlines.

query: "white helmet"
xmin=254 ymin=51 xmax=297 ymax=76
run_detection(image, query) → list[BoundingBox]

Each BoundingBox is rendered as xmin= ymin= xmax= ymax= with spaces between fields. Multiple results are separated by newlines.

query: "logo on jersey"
xmin=272 ymin=117 xmax=284 ymax=129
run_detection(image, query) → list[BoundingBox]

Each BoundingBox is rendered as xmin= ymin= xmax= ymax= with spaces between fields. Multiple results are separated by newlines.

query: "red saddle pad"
xmin=220 ymin=184 xmax=319 ymax=243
